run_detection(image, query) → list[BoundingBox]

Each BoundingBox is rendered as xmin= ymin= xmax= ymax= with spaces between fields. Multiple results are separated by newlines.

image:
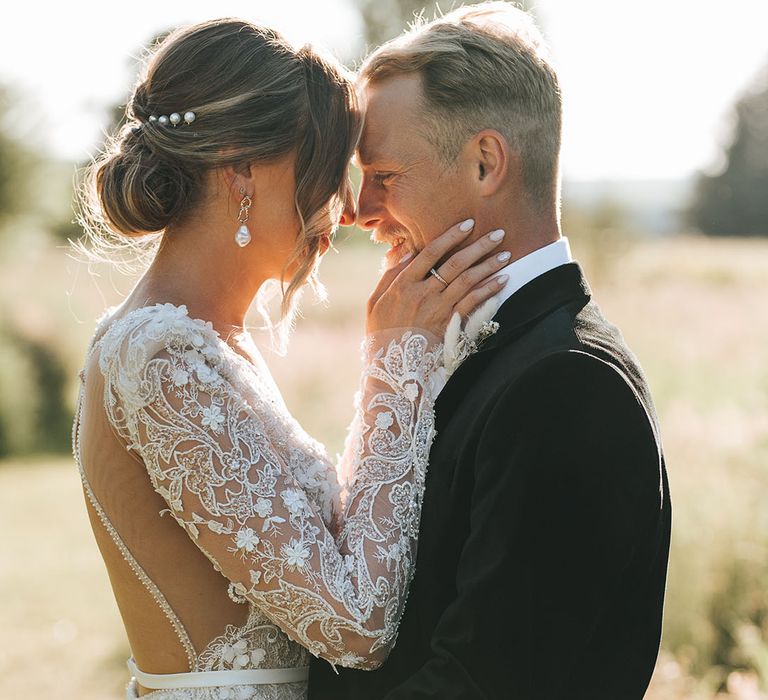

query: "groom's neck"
xmin=469 ymin=193 xmax=562 ymax=264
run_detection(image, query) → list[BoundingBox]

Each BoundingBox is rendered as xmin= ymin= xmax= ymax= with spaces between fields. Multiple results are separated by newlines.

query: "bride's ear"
xmin=469 ymin=129 xmax=511 ymax=197
xmin=222 ymin=161 xmax=257 ymax=200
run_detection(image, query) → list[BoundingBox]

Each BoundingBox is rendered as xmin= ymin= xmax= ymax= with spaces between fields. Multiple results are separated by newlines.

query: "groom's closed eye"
xmin=373 ymin=171 xmax=397 ymax=186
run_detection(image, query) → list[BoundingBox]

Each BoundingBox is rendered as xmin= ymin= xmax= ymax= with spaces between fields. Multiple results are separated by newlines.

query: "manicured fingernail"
xmin=399 ymin=252 xmax=414 ymax=264
xmin=496 ymin=274 xmax=509 ymax=286
xmin=488 ymin=229 xmax=505 ymax=242
xmin=497 ymin=251 xmax=511 ymax=262
xmin=459 ymin=218 xmax=475 ymax=232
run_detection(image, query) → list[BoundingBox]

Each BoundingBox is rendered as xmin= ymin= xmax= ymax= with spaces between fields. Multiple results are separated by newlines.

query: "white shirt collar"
xmin=494 ymin=237 xmax=572 ymax=310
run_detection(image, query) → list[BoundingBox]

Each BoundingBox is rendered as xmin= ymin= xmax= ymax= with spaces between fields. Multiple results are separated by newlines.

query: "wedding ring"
xmin=429 ymin=267 xmax=449 ymax=288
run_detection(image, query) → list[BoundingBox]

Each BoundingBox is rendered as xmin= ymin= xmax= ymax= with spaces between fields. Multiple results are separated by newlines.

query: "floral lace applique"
xmin=98 ymin=304 xmax=443 ymax=670
xmin=196 ymin=606 xmax=308 ymax=672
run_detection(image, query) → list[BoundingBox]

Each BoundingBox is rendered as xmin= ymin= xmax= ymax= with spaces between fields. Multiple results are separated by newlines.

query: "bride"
xmin=74 ymin=19 xmax=509 ymax=699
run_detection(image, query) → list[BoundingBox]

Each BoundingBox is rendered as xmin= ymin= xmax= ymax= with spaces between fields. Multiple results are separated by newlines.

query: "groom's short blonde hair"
xmin=359 ymin=2 xmax=562 ymax=211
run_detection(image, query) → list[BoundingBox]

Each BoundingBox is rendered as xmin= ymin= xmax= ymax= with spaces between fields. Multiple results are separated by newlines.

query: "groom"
xmin=311 ymin=3 xmax=671 ymax=698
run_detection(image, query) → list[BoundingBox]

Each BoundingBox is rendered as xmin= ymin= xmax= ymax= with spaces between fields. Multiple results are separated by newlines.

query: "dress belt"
xmin=127 ymin=658 xmax=309 ymax=689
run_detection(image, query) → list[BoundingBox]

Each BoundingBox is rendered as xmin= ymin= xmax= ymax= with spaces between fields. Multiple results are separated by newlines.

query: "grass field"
xmin=1 ymin=233 xmax=767 ymax=698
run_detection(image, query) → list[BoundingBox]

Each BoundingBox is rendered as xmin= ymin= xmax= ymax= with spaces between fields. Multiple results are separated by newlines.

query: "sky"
xmin=1 ymin=0 xmax=767 ymax=181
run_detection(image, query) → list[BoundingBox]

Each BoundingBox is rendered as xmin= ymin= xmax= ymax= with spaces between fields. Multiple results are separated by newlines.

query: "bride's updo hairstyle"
xmin=79 ymin=19 xmax=361 ymax=335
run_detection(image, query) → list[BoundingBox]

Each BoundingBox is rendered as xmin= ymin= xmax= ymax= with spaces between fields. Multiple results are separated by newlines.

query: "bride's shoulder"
xmin=96 ymin=303 xmax=224 ymax=373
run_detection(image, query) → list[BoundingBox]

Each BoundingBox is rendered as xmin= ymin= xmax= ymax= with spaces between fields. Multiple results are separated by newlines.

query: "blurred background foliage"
xmin=0 ymin=2 xmax=767 ymax=698
xmin=357 ymin=0 xmax=531 ymax=48
xmin=687 ymin=63 xmax=768 ymax=237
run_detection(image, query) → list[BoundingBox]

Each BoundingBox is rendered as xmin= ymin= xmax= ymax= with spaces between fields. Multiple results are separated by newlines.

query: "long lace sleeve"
xmin=99 ymin=305 xmax=442 ymax=669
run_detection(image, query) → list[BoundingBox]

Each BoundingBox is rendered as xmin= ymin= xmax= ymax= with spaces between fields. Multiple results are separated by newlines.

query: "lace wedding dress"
xmin=73 ymin=302 xmax=448 ymax=699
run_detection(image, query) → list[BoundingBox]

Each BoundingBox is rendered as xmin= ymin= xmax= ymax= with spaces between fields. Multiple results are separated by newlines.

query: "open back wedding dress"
xmin=73 ymin=302 xmax=445 ymax=699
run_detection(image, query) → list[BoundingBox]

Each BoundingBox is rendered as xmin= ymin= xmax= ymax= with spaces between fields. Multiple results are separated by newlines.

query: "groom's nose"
xmin=338 ymin=180 xmax=357 ymax=227
xmin=355 ymin=178 xmax=381 ymax=231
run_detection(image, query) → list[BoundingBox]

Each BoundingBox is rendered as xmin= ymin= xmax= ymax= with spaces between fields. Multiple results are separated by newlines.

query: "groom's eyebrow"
xmin=355 ymin=144 xmax=375 ymax=168
xmin=356 ymin=133 xmax=393 ymax=168
xmin=356 ymin=145 xmax=400 ymax=170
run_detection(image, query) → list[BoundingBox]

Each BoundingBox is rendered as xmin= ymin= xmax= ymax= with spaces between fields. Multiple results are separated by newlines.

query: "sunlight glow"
xmin=1 ymin=0 xmax=767 ymax=180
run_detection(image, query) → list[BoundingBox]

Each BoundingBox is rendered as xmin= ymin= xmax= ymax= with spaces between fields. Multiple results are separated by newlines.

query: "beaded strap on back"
xmin=72 ymin=331 xmax=198 ymax=670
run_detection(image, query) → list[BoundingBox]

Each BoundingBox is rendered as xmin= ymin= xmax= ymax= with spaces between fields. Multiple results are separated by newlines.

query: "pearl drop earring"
xmin=235 ymin=193 xmax=252 ymax=247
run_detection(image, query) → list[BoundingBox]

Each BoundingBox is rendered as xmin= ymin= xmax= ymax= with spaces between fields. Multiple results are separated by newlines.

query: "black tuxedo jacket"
xmin=309 ymin=263 xmax=671 ymax=699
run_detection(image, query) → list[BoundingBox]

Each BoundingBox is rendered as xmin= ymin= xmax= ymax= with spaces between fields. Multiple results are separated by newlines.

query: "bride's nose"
xmin=339 ymin=180 xmax=357 ymax=227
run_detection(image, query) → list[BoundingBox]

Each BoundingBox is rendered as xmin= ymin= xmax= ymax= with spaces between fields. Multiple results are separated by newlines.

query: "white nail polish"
xmin=488 ymin=229 xmax=505 ymax=242
xmin=497 ymin=251 xmax=511 ymax=262
xmin=399 ymin=252 xmax=414 ymax=264
xmin=496 ymin=274 xmax=509 ymax=286
xmin=459 ymin=218 xmax=475 ymax=232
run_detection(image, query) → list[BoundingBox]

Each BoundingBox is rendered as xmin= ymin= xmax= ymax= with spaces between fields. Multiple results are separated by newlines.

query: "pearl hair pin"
xmin=148 ymin=111 xmax=196 ymax=127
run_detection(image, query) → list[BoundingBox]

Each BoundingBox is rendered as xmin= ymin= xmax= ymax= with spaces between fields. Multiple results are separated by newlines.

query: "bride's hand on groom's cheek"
xmin=365 ymin=219 xmax=511 ymax=337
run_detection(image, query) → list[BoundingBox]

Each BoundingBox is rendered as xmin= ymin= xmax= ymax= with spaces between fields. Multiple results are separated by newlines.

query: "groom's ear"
xmin=469 ymin=129 xmax=513 ymax=197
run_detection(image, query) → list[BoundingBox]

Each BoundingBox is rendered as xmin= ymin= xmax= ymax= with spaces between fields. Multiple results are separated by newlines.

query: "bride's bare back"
xmin=74 ymin=301 xmax=451 ymax=699
xmin=76 ymin=308 xmax=314 ymax=698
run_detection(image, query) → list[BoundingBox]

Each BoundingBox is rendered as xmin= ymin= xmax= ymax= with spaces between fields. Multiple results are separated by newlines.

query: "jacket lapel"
xmin=434 ymin=263 xmax=592 ymax=423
